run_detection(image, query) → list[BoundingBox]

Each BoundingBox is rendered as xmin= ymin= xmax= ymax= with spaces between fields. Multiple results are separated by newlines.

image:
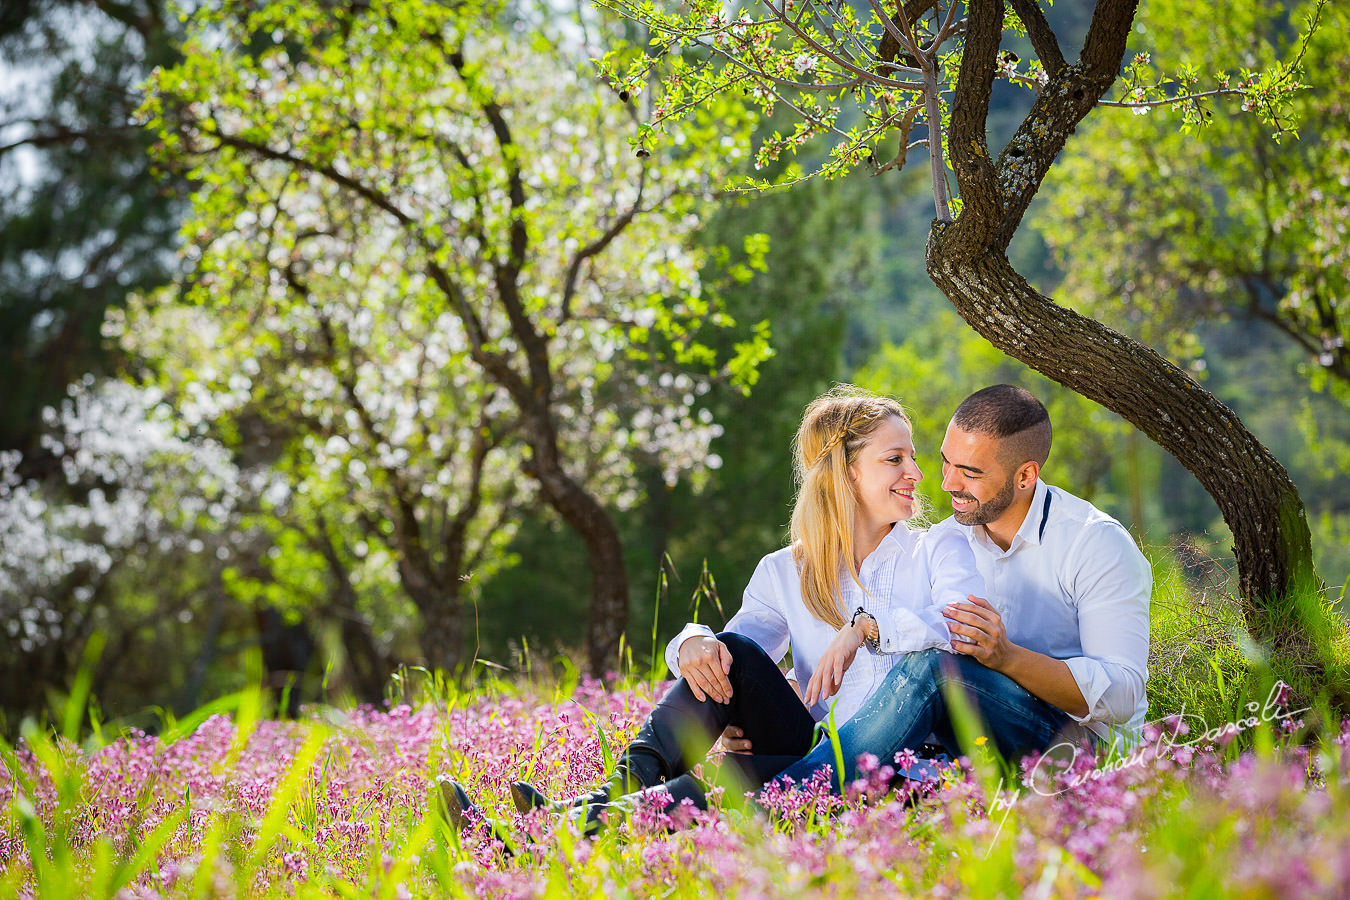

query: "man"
xmin=770 ymin=384 xmax=1152 ymax=789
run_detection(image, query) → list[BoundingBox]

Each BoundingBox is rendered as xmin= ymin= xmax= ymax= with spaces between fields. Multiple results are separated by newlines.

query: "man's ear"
xmin=1016 ymin=460 xmax=1041 ymax=490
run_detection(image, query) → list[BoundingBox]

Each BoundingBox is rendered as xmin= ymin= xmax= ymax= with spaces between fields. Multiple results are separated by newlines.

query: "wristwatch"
xmin=850 ymin=606 xmax=882 ymax=653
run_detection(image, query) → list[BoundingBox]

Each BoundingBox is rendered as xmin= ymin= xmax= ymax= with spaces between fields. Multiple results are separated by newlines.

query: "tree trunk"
xmin=398 ymin=551 xmax=466 ymax=674
xmin=255 ymin=604 xmax=316 ymax=718
xmin=920 ymin=0 xmax=1327 ymax=661
xmin=414 ymin=588 xmax=466 ymax=676
xmin=926 ymin=243 xmax=1319 ymax=644
xmin=541 ymin=472 xmax=630 ymax=675
xmin=337 ymin=614 xmax=394 ymax=704
xmin=310 ymin=522 xmax=396 ymax=700
xmin=524 ymin=439 xmax=629 ymax=675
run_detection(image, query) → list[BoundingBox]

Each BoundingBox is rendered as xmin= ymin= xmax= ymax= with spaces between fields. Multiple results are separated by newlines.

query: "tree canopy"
xmin=1039 ymin=0 xmax=1349 ymax=399
xmin=137 ymin=0 xmax=772 ymax=671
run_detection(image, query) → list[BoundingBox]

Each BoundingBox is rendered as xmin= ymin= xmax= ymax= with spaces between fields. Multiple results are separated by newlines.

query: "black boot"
xmin=510 ymin=752 xmax=664 ymax=815
xmin=563 ymin=784 xmax=677 ymax=837
xmin=509 ymin=780 xmax=567 ymax=814
xmin=436 ymin=777 xmax=515 ymax=854
xmin=509 ymin=773 xmax=628 ymax=815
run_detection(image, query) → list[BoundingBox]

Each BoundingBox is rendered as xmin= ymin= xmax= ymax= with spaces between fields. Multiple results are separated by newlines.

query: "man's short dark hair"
xmin=952 ymin=384 xmax=1052 ymax=467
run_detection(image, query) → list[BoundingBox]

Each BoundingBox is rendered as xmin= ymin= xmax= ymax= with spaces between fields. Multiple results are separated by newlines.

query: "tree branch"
xmin=561 ymin=166 xmax=646 ymax=324
xmin=927 ymin=0 xmax=963 ymax=49
xmin=1080 ymin=0 xmax=1140 ymax=75
xmin=465 ymin=480 xmax=520 ymax=576
xmin=442 ymin=402 xmax=499 ymax=585
xmin=873 ymin=104 xmax=923 ymax=174
xmin=198 ymin=117 xmax=539 ymax=410
xmin=944 ymin=0 xmax=1002 ymax=235
xmin=443 ymin=43 xmax=556 ymax=407
xmin=1098 ymin=88 xmax=1241 ymax=109
xmin=763 ymin=0 xmax=925 ymax=90
xmin=1241 ymin=281 xmax=1350 ymax=383
xmin=303 ymin=293 xmax=429 ymax=579
xmin=876 ymin=0 xmax=937 ymax=72
xmin=984 ymin=0 xmax=1138 ymax=251
xmin=208 ymin=130 xmax=420 ymax=230
xmin=1008 ymin=0 xmax=1066 ymax=74
xmin=0 ymin=123 xmax=142 ymax=158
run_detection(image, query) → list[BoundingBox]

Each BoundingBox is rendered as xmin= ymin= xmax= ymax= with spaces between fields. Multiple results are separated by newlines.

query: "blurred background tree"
xmin=135 ymin=0 xmax=771 ymax=676
xmin=0 ymin=0 xmax=181 ymax=459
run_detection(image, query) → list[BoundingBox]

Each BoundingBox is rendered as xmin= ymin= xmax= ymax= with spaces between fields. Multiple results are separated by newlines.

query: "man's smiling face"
xmin=939 ymin=423 xmax=1017 ymax=527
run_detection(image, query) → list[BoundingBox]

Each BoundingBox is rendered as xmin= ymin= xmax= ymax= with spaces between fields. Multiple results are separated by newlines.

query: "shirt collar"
xmin=879 ymin=522 xmax=911 ymax=554
xmin=1014 ymin=479 xmax=1052 ymax=548
xmin=969 ymin=479 xmax=1052 ymax=555
xmin=859 ymin=522 xmax=910 ymax=564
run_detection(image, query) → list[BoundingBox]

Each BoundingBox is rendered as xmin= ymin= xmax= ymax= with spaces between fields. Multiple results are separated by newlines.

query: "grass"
xmin=3 ymin=557 xmax=1350 ymax=898
xmin=1146 ymin=542 xmax=1350 ymax=735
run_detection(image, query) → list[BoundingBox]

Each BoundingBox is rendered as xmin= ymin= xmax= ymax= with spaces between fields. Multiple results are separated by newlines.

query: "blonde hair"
xmin=790 ymin=385 xmax=913 ymax=629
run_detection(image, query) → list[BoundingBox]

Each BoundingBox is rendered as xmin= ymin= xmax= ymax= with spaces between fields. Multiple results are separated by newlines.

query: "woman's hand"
xmin=677 ymin=635 xmax=735 ymax=703
xmin=804 ymin=622 xmax=865 ymax=707
xmin=717 ymin=725 xmax=751 ymax=753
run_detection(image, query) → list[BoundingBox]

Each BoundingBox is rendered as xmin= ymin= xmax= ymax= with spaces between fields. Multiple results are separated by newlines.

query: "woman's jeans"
xmin=771 ymin=648 xmax=1082 ymax=793
xmin=623 ymin=631 xmax=816 ymax=808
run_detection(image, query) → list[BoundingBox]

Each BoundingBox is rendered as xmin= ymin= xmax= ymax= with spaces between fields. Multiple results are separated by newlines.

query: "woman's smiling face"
xmin=849 ymin=415 xmax=923 ymax=531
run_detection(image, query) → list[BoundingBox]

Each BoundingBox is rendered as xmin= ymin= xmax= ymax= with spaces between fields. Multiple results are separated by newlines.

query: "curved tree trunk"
xmin=437 ymin=50 xmax=632 ymax=675
xmin=927 ymin=0 xmax=1324 ymax=654
xmin=925 ymin=245 xmax=1318 ymax=642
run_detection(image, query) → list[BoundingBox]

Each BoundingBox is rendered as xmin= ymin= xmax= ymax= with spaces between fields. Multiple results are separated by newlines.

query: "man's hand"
xmin=677 ymin=635 xmax=734 ymax=703
xmin=947 ymin=594 xmax=1091 ymax=717
xmin=945 ymin=594 xmax=1015 ymax=671
xmin=803 ymin=623 xmax=865 ymax=707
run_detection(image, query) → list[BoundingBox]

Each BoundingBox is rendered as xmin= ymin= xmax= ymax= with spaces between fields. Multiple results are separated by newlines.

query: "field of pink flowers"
xmin=3 ymin=675 xmax=1350 ymax=899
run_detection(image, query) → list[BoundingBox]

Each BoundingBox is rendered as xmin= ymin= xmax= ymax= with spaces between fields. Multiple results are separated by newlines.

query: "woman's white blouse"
xmin=664 ymin=524 xmax=985 ymax=724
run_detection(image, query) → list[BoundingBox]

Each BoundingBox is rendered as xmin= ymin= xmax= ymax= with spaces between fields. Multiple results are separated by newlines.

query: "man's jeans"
xmin=771 ymin=648 xmax=1085 ymax=792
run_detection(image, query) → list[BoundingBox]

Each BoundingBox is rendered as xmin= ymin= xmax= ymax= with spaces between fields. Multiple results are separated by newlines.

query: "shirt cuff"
xmin=664 ymin=622 xmax=716 ymax=679
xmin=1062 ymin=657 xmax=1115 ymax=724
xmin=871 ymin=608 xmax=954 ymax=655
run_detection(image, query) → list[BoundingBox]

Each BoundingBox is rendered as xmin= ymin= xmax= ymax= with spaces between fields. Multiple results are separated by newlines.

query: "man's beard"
xmin=950 ymin=471 xmax=1017 ymax=526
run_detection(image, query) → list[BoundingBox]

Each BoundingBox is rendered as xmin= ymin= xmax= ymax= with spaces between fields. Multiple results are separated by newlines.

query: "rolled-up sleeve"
xmin=663 ymin=556 xmax=791 ymax=679
xmin=871 ymin=527 xmax=980 ymax=654
xmin=871 ymin=607 xmax=952 ymax=654
xmin=1061 ymin=522 xmax=1152 ymax=726
xmin=1063 ymin=657 xmax=1147 ymax=725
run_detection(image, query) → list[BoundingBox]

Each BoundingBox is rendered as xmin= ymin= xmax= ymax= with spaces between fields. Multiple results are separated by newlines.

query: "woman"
xmin=445 ymin=386 xmax=983 ymax=836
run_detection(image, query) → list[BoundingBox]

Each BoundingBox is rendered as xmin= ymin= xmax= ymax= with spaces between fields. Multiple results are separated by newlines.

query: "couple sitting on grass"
xmin=446 ymin=383 xmax=1151 ymax=840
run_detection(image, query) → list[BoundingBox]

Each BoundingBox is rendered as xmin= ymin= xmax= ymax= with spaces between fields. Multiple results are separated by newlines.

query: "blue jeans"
xmin=770 ymin=648 xmax=1082 ymax=793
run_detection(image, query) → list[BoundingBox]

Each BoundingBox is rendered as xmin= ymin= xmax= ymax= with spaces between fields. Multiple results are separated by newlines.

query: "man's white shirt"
xmin=929 ymin=479 xmax=1152 ymax=743
xmin=665 ymin=524 xmax=982 ymax=724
